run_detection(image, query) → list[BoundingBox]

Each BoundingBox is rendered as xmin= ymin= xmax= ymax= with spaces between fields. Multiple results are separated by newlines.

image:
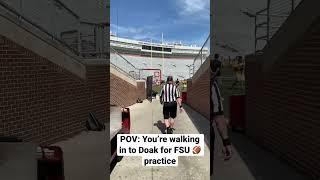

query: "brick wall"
xmin=245 ymin=24 xmax=320 ymax=178
xmin=186 ymin=68 xmax=210 ymax=119
xmin=110 ymin=73 xmax=138 ymax=108
xmin=87 ymin=64 xmax=109 ymax=123
xmin=0 ymin=35 xmax=108 ymax=145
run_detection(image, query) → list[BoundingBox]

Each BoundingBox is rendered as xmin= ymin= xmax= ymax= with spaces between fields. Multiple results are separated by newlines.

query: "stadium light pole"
xmin=117 ymin=7 xmax=118 ymax=40
xmin=150 ymin=38 xmax=153 ymax=68
xmin=162 ymin=33 xmax=164 ymax=79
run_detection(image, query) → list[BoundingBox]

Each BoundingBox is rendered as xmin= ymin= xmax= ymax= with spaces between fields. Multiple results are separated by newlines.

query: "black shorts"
xmin=210 ymin=80 xmax=224 ymax=119
xmin=163 ymin=102 xmax=177 ymax=119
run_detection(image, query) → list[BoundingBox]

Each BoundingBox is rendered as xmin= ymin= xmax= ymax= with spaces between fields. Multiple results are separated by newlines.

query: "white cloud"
xmin=110 ymin=24 xmax=159 ymax=40
xmin=177 ymin=0 xmax=210 ymax=16
xmin=110 ymin=24 xmax=143 ymax=35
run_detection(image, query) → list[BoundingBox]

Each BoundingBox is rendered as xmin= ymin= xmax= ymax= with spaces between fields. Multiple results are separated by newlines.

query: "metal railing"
xmin=110 ymin=46 xmax=140 ymax=80
xmin=192 ymin=35 xmax=210 ymax=76
xmin=255 ymin=0 xmax=302 ymax=52
xmin=0 ymin=0 xmax=108 ymax=59
xmin=64 ymin=21 xmax=108 ymax=58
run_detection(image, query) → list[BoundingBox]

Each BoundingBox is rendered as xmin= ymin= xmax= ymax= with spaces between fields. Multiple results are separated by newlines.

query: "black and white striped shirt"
xmin=160 ymin=83 xmax=180 ymax=103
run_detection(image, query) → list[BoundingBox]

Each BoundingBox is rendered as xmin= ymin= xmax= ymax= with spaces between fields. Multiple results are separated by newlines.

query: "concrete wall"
xmin=186 ymin=59 xmax=210 ymax=119
xmin=0 ymin=35 xmax=108 ymax=145
xmin=61 ymin=0 xmax=108 ymax=23
xmin=137 ymin=80 xmax=146 ymax=100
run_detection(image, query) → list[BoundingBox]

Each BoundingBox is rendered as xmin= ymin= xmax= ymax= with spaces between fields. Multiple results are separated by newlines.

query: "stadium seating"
xmin=110 ymin=53 xmax=194 ymax=80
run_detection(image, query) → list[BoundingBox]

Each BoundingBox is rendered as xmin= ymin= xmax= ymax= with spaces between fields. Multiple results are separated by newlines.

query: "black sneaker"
xmin=170 ymin=128 xmax=174 ymax=134
xmin=166 ymin=127 xmax=170 ymax=134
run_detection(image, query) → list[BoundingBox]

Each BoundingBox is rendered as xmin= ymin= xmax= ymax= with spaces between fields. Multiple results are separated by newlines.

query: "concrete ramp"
xmin=111 ymin=100 xmax=210 ymax=180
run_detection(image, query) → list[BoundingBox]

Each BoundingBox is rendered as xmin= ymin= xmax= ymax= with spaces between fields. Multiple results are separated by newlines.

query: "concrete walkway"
xmin=53 ymin=131 xmax=108 ymax=180
xmin=111 ymin=100 xmax=210 ymax=180
xmin=213 ymin=129 xmax=310 ymax=180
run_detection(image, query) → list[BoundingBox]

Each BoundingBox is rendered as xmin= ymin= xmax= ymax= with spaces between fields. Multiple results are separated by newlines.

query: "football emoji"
xmin=192 ymin=146 xmax=201 ymax=154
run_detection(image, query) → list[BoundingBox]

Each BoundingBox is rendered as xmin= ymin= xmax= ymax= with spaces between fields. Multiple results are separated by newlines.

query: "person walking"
xmin=175 ymin=78 xmax=180 ymax=87
xmin=160 ymin=76 xmax=183 ymax=134
xmin=210 ymin=54 xmax=232 ymax=175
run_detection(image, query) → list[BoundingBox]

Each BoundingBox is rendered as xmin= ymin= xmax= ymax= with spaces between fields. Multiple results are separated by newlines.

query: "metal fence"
xmin=0 ymin=0 xmax=108 ymax=59
xmin=110 ymin=47 xmax=140 ymax=80
xmin=192 ymin=35 xmax=210 ymax=76
xmin=255 ymin=0 xmax=303 ymax=52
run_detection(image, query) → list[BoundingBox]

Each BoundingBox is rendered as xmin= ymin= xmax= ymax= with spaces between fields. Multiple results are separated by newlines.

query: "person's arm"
xmin=175 ymin=87 xmax=183 ymax=111
xmin=160 ymin=86 xmax=164 ymax=104
xmin=213 ymin=67 xmax=220 ymax=78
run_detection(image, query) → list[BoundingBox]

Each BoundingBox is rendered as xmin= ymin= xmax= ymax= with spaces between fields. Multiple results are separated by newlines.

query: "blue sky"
xmin=110 ymin=0 xmax=210 ymax=46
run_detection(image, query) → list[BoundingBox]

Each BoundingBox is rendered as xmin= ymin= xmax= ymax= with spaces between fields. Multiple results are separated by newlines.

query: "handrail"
xmin=0 ymin=0 xmax=109 ymax=59
xmin=192 ymin=34 xmax=210 ymax=76
xmin=193 ymin=35 xmax=210 ymax=64
xmin=110 ymin=46 xmax=140 ymax=80
xmin=80 ymin=21 xmax=108 ymax=27
xmin=110 ymin=46 xmax=138 ymax=70
xmin=53 ymin=0 xmax=79 ymax=19
xmin=0 ymin=0 xmax=80 ymax=55
xmin=254 ymin=0 xmax=302 ymax=53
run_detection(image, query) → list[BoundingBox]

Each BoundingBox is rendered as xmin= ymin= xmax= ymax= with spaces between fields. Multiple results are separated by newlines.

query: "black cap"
xmin=167 ymin=76 xmax=173 ymax=82
xmin=214 ymin=53 xmax=219 ymax=59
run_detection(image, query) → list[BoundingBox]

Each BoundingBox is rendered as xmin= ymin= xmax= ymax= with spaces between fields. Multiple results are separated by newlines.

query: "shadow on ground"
xmin=228 ymin=131 xmax=310 ymax=180
xmin=183 ymin=104 xmax=210 ymax=148
xmin=153 ymin=120 xmax=166 ymax=134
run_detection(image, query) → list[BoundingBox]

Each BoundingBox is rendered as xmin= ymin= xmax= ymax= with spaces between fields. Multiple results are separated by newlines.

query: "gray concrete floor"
xmin=53 ymin=131 xmax=108 ymax=180
xmin=213 ymin=129 xmax=310 ymax=180
xmin=110 ymin=99 xmax=210 ymax=180
xmin=49 ymin=99 xmax=310 ymax=180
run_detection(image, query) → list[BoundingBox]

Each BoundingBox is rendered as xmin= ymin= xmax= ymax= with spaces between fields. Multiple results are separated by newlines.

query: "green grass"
xmin=153 ymin=85 xmax=162 ymax=94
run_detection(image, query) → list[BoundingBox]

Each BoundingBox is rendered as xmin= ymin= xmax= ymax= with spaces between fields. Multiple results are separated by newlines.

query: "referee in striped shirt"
xmin=211 ymin=53 xmax=232 ymax=163
xmin=160 ymin=76 xmax=183 ymax=134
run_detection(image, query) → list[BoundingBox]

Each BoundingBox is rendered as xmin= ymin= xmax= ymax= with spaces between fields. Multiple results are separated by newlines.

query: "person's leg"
xmin=170 ymin=118 xmax=174 ymax=129
xmin=163 ymin=103 xmax=170 ymax=134
xmin=213 ymin=81 xmax=232 ymax=160
xmin=170 ymin=102 xmax=178 ymax=129
xmin=169 ymin=102 xmax=177 ymax=133
xmin=210 ymin=84 xmax=215 ymax=176
xmin=210 ymin=119 xmax=215 ymax=176
xmin=214 ymin=115 xmax=229 ymax=139
xmin=214 ymin=115 xmax=232 ymax=160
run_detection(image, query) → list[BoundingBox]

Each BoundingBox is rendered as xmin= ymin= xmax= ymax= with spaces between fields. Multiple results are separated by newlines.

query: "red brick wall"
xmin=87 ymin=65 xmax=109 ymax=123
xmin=0 ymin=35 xmax=108 ymax=145
xmin=245 ymin=43 xmax=320 ymax=178
xmin=186 ymin=68 xmax=210 ymax=119
xmin=110 ymin=73 xmax=137 ymax=107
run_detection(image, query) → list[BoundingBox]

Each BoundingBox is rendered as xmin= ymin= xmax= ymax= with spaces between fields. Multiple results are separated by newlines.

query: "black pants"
xmin=210 ymin=77 xmax=215 ymax=176
xmin=210 ymin=124 xmax=215 ymax=176
xmin=163 ymin=101 xmax=177 ymax=119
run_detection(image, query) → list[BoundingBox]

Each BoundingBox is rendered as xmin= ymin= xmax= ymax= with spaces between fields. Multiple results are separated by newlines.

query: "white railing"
xmin=110 ymin=47 xmax=140 ymax=80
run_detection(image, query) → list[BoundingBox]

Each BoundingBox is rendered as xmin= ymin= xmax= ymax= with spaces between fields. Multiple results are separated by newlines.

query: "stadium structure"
xmin=110 ymin=33 xmax=209 ymax=84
